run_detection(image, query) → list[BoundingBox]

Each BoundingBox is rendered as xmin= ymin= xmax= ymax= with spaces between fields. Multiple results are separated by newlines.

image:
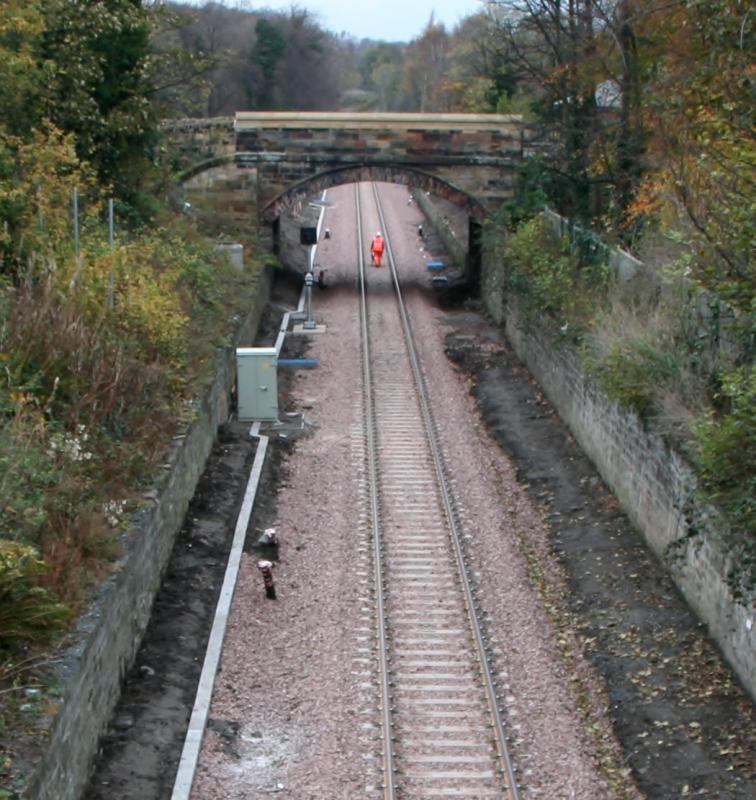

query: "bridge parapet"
xmin=234 ymin=111 xmax=527 ymax=155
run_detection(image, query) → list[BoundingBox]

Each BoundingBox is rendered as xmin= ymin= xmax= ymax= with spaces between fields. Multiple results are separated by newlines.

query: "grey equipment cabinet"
xmin=236 ymin=347 xmax=279 ymax=422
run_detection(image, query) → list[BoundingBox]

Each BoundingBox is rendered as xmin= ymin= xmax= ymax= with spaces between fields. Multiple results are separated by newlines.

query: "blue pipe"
xmin=277 ymin=358 xmax=319 ymax=369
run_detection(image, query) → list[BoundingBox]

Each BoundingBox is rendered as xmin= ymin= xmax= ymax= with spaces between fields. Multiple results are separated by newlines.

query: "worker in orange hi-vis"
xmin=370 ymin=232 xmax=385 ymax=267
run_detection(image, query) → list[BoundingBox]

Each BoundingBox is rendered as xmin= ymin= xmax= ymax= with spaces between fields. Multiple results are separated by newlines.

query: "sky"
xmin=188 ymin=1 xmax=488 ymax=43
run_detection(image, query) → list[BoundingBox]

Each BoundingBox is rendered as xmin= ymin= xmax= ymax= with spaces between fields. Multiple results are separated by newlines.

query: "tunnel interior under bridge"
xmin=269 ymin=174 xmax=485 ymax=290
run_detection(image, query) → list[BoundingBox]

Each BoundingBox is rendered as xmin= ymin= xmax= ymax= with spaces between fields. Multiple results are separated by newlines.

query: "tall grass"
xmin=583 ymin=302 xmax=714 ymax=445
xmin=0 ymin=542 xmax=71 ymax=658
xmin=0 ymin=217 xmax=259 ymax=651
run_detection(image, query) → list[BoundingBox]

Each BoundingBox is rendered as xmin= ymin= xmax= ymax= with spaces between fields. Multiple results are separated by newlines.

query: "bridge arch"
xmin=179 ymin=152 xmax=486 ymax=284
xmin=260 ymin=164 xmax=487 ymax=222
xmin=179 ymin=154 xmax=487 ymax=222
xmin=178 ymin=153 xmax=244 ymax=183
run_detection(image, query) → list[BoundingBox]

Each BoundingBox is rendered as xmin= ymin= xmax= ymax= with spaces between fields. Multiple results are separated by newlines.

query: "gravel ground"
xmin=191 ymin=183 xmax=629 ymax=799
xmin=191 ymin=188 xmax=369 ymax=799
xmin=379 ymin=184 xmax=627 ymax=799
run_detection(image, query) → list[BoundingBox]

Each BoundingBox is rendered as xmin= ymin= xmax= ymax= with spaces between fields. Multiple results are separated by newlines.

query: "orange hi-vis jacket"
xmin=371 ymin=234 xmax=385 ymax=265
xmin=371 ymin=235 xmax=384 ymax=256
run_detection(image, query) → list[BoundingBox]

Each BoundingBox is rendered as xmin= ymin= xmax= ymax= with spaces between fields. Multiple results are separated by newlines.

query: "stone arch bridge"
xmin=165 ymin=112 xmax=545 ymax=275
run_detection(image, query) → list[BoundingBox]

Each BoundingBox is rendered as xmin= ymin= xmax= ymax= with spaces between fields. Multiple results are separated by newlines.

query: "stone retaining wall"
xmin=25 ymin=266 xmax=272 ymax=800
xmin=412 ymin=190 xmax=467 ymax=269
xmin=481 ymin=246 xmax=756 ymax=700
xmin=183 ymin=163 xmax=259 ymax=231
xmin=279 ymin=200 xmax=321 ymax=274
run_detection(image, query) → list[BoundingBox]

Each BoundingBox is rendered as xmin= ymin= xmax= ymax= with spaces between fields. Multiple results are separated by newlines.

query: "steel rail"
xmin=355 ymin=183 xmax=397 ymax=800
xmin=372 ymin=182 xmax=520 ymax=799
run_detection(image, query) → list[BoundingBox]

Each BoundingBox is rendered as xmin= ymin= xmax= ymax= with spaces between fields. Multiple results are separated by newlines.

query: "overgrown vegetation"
xmin=692 ymin=367 xmax=756 ymax=598
xmin=0 ymin=4 xmax=263 ymax=788
xmin=489 ymin=206 xmax=754 ymax=595
xmin=491 ymin=214 xmax=609 ymax=337
xmin=0 ymin=543 xmax=71 ymax=652
xmin=0 ymin=208 xmax=256 ymax=620
xmin=592 ymin=340 xmax=680 ymax=420
xmin=477 ymin=0 xmax=753 ymax=595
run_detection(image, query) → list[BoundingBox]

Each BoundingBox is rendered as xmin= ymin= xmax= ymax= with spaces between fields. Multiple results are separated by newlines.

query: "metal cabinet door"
xmin=236 ymin=348 xmax=278 ymax=421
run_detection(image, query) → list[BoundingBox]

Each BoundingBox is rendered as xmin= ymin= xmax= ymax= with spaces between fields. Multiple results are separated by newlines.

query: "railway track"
xmin=355 ymin=182 xmax=520 ymax=800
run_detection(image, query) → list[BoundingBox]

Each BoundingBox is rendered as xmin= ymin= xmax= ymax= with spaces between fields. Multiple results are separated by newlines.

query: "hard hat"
xmin=377 ymin=232 xmax=381 ymax=237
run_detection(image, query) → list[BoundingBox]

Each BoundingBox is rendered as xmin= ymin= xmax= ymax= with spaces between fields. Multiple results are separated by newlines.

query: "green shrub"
xmin=499 ymin=156 xmax=550 ymax=229
xmin=0 ymin=541 xmax=70 ymax=653
xmin=592 ymin=339 xmax=680 ymax=418
xmin=0 ymin=416 xmax=63 ymax=548
xmin=499 ymin=215 xmax=608 ymax=333
xmin=693 ymin=366 xmax=756 ymax=593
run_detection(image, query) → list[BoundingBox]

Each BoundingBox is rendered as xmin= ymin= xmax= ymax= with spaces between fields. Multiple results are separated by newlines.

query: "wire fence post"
xmin=73 ymin=187 xmax=80 ymax=255
xmin=37 ymin=185 xmax=44 ymax=234
xmin=107 ymin=198 xmax=115 ymax=310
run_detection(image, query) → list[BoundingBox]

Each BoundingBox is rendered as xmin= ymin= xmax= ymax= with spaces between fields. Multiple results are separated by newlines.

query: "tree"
xmin=38 ymin=0 xmax=158 ymax=215
xmin=442 ymin=13 xmax=524 ymax=112
xmin=163 ymin=4 xmax=357 ymax=114
xmin=153 ymin=2 xmax=232 ymax=117
xmin=252 ymin=18 xmax=286 ymax=108
xmin=611 ymin=0 xmax=644 ymax=223
xmin=633 ymin=0 xmax=754 ymax=313
xmin=0 ymin=2 xmax=46 ymax=135
xmin=0 ymin=124 xmax=98 ymax=274
xmin=400 ymin=17 xmax=450 ymax=112
xmin=275 ymin=9 xmax=343 ymax=110
xmin=356 ymin=43 xmax=405 ymax=109
xmin=484 ymin=0 xmax=605 ymax=219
